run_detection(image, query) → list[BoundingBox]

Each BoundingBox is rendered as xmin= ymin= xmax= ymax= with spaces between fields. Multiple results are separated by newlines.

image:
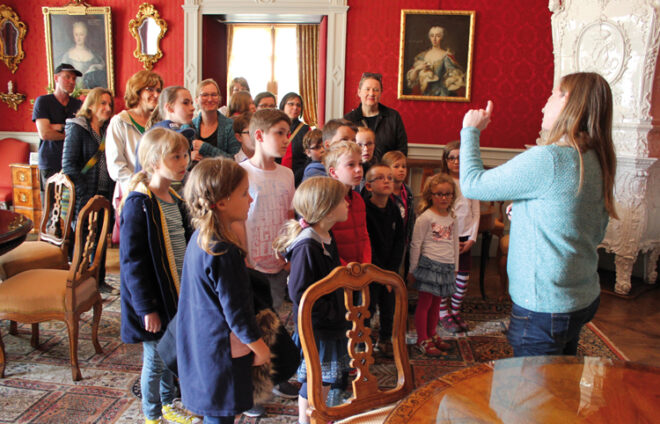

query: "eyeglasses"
xmin=308 ymin=145 xmax=324 ymax=150
xmin=357 ymin=142 xmax=375 ymax=149
xmin=368 ymin=175 xmax=394 ymax=183
xmin=200 ymin=93 xmax=219 ymax=98
xmin=431 ymin=191 xmax=454 ymax=198
xmin=361 ymin=72 xmax=382 ymax=82
xmin=240 ymin=130 xmax=250 ymax=135
xmin=286 ymin=101 xmax=302 ymax=108
xmin=446 ymin=155 xmax=460 ymax=162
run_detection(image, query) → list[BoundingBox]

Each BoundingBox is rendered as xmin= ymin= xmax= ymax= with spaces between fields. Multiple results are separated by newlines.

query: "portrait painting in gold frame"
xmin=43 ymin=3 xmax=114 ymax=94
xmin=398 ymin=10 xmax=475 ymax=102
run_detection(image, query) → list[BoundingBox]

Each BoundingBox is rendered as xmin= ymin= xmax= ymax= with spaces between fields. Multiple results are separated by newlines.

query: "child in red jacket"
xmin=324 ymin=140 xmax=371 ymax=265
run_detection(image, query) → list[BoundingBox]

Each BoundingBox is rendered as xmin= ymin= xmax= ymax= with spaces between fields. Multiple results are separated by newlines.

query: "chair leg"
xmin=9 ymin=321 xmax=17 ymax=335
xmin=0 ymin=331 xmax=5 ymax=378
xmin=30 ymin=324 xmax=39 ymax=348
xmin=91 ymin=298 xmax=103 ymax=354
xmin=65 ymin=314 xmax=82 ymax=381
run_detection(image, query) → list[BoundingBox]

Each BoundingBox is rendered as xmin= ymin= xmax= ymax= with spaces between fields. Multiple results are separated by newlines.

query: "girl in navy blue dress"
xmin=177 ymin=158 xmax=270 ymax=424
xmin=273 ymin=176 xmax=351 ymax=424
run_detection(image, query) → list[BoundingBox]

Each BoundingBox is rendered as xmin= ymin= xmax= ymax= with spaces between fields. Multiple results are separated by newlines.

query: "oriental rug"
xmin=0 ymin=275 xmax=626 ymax=423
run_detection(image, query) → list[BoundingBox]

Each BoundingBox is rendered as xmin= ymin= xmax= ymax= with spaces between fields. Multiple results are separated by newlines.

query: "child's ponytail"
xmin=273 ymin=176 xmax=346 ymax=254
xmin=184 ymin=158 xmax=247 ymax=255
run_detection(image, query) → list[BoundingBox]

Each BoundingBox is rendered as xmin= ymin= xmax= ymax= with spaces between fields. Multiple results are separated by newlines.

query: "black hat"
xmin=54 ymin=63 xmax=82 ymax=76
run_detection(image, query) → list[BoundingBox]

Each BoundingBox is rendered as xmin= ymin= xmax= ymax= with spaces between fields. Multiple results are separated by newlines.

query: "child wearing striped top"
xmin=119 ymin=127 xmax=196 ymax=424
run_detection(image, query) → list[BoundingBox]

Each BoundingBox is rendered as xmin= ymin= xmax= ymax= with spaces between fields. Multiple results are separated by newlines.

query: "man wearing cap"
xmin=32 ymin=63 xmax=83 ymax=191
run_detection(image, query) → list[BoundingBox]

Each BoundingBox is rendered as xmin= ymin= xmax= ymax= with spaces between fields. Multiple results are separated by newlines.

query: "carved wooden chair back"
xmin=39 ymin=172 xmax=75 ymax=248
xmin=298 ymin=263 xmax=413 ymax=424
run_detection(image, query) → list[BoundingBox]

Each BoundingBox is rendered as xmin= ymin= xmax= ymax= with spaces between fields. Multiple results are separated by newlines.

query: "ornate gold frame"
xmin=42 ymin=2 xmax=114 ymax=94
xmin=129 ymin=3 xmax=167 ymax=71
xmin=0 ymin=5 xmax=27 ymax=73
xmin=397 ymin=9 xmax=475 ymax=102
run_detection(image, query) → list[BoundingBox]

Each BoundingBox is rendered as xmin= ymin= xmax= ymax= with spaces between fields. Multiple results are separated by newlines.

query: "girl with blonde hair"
xmin=176 ymin=158 xmax=270 ymax=423
xmin=119 ymin=127 xmax=196 ymax=424
xmin=273 ymin=176 xmax=350 ymax=423
xmin=408 ymin=173 xmax=458 ymax=357
xmin=460 ymin=72 xmax=617 ymax=356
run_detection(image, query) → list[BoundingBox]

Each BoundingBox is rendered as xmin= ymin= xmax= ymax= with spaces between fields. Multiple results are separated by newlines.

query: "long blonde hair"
xmin=127 ymin=127 xmax=190 ymax=194
xmin=184 ymin=158 xmax=247 ymax=256
xmin=273 ymin=177 xmax=346 ymax=254
xmin=546 ymin=72 xmax=617 ymax=219
xmin=76 ymin=87 xmax=114 ymax=122
xmin=418 ymin=173 xmax=456 ymax=217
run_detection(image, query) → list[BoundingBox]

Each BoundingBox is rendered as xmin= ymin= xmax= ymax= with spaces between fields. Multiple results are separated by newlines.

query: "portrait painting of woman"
xmin=398 ymin=10 xmax=475 ymax=102
xmin=43 ymin=6 xmax=114 ymax=93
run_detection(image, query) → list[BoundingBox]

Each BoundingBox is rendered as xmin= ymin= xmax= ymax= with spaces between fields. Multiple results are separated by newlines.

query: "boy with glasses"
xmin=362 ymin=164 xmax=405 ymax=357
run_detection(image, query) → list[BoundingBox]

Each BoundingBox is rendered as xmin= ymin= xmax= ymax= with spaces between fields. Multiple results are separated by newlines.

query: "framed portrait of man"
xmin=42 ymin=3 xmax=114 ymax=94
xmin=397 ymin=10 xmax=475 ymax=102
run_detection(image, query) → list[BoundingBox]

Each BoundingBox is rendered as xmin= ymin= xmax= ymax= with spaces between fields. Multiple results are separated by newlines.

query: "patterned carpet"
xmin=0 ymin=275 xmax=625 ymax=424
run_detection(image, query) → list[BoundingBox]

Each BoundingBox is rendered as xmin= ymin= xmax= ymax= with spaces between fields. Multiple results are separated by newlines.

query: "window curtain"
xmin=296 ymin=24 xmax=318 ymax=128
xmin=226 ymin=24 xmax=234 ymax=97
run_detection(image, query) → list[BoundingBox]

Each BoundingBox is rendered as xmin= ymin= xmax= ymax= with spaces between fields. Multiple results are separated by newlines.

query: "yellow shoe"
xmin=145 ymin=419 xmax=162 ymax=424
xmin=162 ymin=404 xmax=201 ymax=424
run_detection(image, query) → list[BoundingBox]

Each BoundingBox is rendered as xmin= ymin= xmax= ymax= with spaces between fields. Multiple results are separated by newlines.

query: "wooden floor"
xmin=105 ymin=247 xmax=660 ymax=366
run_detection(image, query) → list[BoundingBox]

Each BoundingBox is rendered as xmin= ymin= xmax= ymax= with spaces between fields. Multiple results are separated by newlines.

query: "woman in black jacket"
xmin=344 ymin=72 xmax=408 ymax=161
xmin=62 ymin=87 xmax=115 ymax=291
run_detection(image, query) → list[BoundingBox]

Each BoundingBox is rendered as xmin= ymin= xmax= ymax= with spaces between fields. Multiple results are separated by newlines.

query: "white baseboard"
xmin=408 ymin=143 xmax=522 ymax=167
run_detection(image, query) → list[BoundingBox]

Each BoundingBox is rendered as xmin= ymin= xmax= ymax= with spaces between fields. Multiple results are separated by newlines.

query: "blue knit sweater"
xmin=459 ymin=127 xmax=608 ymax=313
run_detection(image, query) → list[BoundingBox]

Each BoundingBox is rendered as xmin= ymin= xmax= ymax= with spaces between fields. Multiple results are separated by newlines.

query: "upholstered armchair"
xmin=0 ymin=195 xmax=111 ymax=381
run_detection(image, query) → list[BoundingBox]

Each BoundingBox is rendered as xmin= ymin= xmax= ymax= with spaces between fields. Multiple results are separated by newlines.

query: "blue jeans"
xmin=507 ymin=297 xmax=600 ymax=357
xmin=141 ymin=340 xmax=175 ymax=419
xmin=204 ymin=416 xmax=234 ymax=424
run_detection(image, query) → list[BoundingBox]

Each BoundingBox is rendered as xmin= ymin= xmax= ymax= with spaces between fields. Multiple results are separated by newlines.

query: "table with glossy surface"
xmin=385 ymin=356 xmax=660 ymax=423
xmin=0 ymin=209 xmax=33 ymax=255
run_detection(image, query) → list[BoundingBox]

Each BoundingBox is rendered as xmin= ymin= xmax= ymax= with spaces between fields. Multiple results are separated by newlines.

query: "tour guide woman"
xmin=344 ymin=72 xmax=408 ymax=161
xmin=459 ymin=72 xmax=617 ymax=357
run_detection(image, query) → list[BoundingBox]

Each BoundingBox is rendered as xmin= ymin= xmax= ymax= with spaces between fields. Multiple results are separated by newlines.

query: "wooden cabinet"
xmin=11 ymin=164 xmax=41 ymax=232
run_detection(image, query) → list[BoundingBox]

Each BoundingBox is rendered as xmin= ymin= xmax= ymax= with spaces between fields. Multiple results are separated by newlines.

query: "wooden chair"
xmin=0 ymin=195 xmax=111 ymax=381
xmin=298 ymin=263 xmax=413 ymax=424
xmin=0 ymin=172 xmax=75 ymax=280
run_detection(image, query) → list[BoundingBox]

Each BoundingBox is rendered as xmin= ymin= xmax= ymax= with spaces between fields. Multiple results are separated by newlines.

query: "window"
xmin=227 ymin=25 xmax=298 ymax=99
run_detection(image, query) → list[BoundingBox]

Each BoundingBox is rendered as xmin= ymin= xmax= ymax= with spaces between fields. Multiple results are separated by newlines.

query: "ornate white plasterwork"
xmin=182 ymin=0 xmax=348 ymax=120
xmin=550 ymin=0 xmax=660 ymax=294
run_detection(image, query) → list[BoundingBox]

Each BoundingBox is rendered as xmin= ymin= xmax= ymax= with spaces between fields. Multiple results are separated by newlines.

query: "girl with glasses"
xmin=407 ymin=173 xmax=459 ymax=357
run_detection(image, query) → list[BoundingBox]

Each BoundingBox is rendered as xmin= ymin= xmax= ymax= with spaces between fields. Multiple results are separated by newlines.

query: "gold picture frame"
xmin=0 ymin=5 xmax=27 ymax=74
xmin=42 ymin=2 xmax=114 ymax=94
xmin=128 ymin=3 xmax=167 ymax=71
xmin=397 ymin=9 xmax=475 ymax=102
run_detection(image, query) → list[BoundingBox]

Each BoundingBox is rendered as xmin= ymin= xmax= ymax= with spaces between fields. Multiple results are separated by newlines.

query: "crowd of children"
xmin=116 ymin=80 xmax=478 ymax=424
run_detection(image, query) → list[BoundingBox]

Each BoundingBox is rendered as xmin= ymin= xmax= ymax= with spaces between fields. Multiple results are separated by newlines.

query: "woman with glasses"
xmin=406 ymin=26 xmax=465 ymax=97
xmin=460 ymin=73 xmax=617 ymax=357
xmin=279 ymin=92 xmax=310 ymax=186
xmin=345 ymin=72 xmax=408 ymax=161
xmin=191 ymin=78 xmax=241 ymax=159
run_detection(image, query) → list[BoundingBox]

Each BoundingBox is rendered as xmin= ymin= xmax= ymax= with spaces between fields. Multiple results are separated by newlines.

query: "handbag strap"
xmin=81 ymin=138 xmax=105 ymax=175
xmin=288 ymin=122 xmax=305 ymax=141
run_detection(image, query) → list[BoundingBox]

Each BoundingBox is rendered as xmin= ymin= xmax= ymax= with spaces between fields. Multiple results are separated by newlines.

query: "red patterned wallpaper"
xmin=344 ymin=0 xmax=554 ymax=149
xmin=0 ymin=0 xmax=553 ymax=150
xmin=0 ymin=0 xmax=185 ymax=132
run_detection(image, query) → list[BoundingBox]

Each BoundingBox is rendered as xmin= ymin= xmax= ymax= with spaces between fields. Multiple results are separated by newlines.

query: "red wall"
xmin=0 ymin=0 xmax=185 ymax=132
xmin=0 ymin=0 xmax=553 ymax=150
xmin=344 ymin=1 xmax=554 ymax=148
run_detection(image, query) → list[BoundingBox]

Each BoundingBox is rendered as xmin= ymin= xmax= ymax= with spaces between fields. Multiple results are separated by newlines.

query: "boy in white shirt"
xmin=239 ymin=109 xmax=295 ymax=311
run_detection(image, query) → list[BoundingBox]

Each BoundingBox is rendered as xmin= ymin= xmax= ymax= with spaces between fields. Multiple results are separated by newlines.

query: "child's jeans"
xmin=141 ymin=340 xmax=175 ymax=420
xmin=204 ymin=416 xmax=234 ymax=424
